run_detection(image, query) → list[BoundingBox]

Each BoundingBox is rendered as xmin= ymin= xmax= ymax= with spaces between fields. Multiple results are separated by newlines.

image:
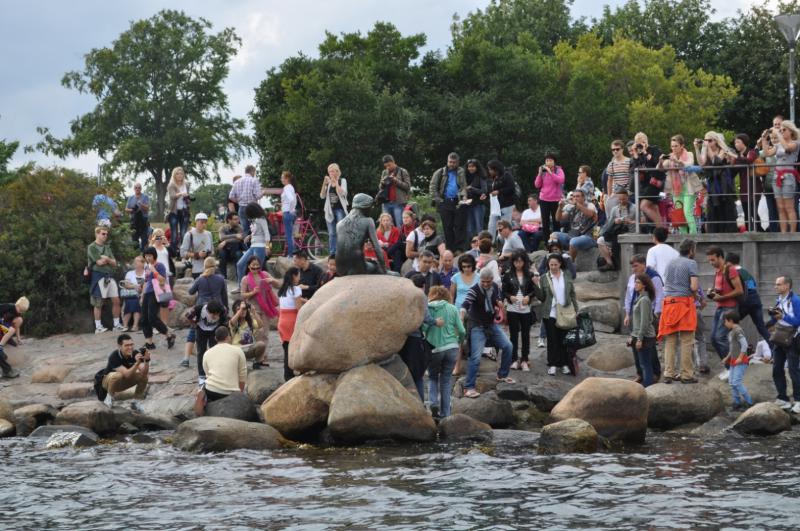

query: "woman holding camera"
xmin=140 ymin=247 xmax=176 ymax=351
xmin=757 ymin=128 xmax=780 ymax=232
xmin=695 ymin=132 xmax=737 ymax=233
xmin=761 ymin=121 xmax=799 ymax=232
xmin=320 ymin=163 xmax=349 ymax=254
xmin=167 ymin=166 xmax=191 ymax=254
xmin=731 ymin=134 xmax=759 ymax=228
xmin=658 ymin=135 xmax=699 ymax=234
xmin=230 ymin=299 xmax=269 ymax=370
xmin=534 ymin=153 xmax=565 ymax=243
xmin=630 ymin=132 xmax=665 ymax=230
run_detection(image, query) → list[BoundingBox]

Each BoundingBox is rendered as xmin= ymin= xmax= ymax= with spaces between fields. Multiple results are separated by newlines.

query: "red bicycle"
xmin=267 ymin=193 xmax=330 ymax=259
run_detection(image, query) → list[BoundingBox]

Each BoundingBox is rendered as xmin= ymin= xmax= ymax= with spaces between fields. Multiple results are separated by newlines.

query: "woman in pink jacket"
xmin=534 ymin=152 xmax=565 ymax=242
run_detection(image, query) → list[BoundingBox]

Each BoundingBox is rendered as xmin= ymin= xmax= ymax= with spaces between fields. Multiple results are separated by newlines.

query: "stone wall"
xmin=618 ymin=233 xmax=800 ymax=344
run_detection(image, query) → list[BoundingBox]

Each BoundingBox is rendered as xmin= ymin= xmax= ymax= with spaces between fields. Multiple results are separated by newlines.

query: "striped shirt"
xmin=229 ymin=174 xmax=262 ymax=205
xmin=605 ymin=158 xmax=631 ymax=193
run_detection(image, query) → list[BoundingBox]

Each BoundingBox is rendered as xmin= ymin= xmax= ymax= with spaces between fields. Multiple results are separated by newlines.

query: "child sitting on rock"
xmin=721 ymin=311 xmax=753 ymax=411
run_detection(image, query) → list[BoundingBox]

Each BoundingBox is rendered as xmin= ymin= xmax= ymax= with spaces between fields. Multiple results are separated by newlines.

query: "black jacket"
xmin=492 ymin=171 xmax=516 ymax=209
xmin=501 ymin=271 xmax=536 ymax=303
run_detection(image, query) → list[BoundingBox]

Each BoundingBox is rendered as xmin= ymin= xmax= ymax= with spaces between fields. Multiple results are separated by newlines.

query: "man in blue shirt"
xmin=125 ymin=183 xmax=150 ymax=250
xmin=429 ymin=152 xmax=467 ymax=252
xmin=92 ymin=192 xmax=121 ymax=224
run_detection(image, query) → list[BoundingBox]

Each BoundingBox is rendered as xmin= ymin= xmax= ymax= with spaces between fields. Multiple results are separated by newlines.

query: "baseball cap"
xmin=195 ymin=213 xmax=208 ymax=221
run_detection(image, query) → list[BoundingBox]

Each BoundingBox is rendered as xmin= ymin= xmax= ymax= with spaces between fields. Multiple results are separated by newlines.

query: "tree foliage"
xmin=35 ymin=9 xmax=250 ymax=218
xmin=0 ymin=137 xmax=19 ymax=186
xmin=0 ymin=168 xmax=134 ymax=336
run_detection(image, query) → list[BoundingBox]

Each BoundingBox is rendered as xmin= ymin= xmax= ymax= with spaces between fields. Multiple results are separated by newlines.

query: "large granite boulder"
xmin=171 ymin=278 xmax=197 ymax=307
xmin=13 ymin=403 xmax=58 ymax=436
xmin=378 ymin=354 xmax=418 ymax=395
xmin=173 ymin=417 xmax=287 ymax=452
xmin=527 ymin=379 xmax=575 ymax=412
xmin=451 ymin=392 xmax=515 ymax=428
xmin=327 ymin=364 xmax=436 ymax=443
xmin=205 ymin=392 xmax=259 ymax=422
xmin=708 ymin=363 xmax=780 ymax=405
xmin=261 ymin=374 xmax=337 ymax=439
xmin=732 ymin=403 xmax=792 ymax=436
xmin=646 ymin=383 xmax=723 ymax=430
xmin=166 ymin=301 xmax=190 ymax=329
xmin=578 ymin=300 xmax=621 ymax=332
xmin=574 ymin=282 xmax=620 ymax=302
xmin=246 ymin=367 xmax=286 ymax=405
xmin=538 ymin=418 xmax=598 ymax=454
xmin=54 ymin=400 xmax=117 ymax=436
xmin=0 ymin=419 xmax=14 ymax=437
xmin=574 ymin=246 xmax=600 ymax=272
xmin=437 ymin=414 xmax=493 ymax=442
xmin=586 ymin=343 xmax=635 ymax=372
xmin=549 ymin=377 xmax=648 ymax=443
xmin=30 ymin=365 xmax=72 ymax=383
xmin=289 ymin=275 xmax=426 ymax=373
xmin=0 ymin=397 xmax=15 ymax=423
xmin=138 ymin=396 xmax=196 ymax=423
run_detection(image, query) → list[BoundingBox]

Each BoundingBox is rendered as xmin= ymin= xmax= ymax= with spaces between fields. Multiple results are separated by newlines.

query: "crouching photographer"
xmin=94 ymin=334 xmax=150 ymax=408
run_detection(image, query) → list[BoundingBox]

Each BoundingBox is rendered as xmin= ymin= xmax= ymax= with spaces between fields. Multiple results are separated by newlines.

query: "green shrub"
xmin=0 ymin=168 xmax=133 ymax=336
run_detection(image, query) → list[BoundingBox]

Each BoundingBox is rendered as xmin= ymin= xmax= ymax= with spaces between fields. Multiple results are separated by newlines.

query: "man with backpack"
xmin=706 ymin=246 xmax=744 ymax=381
xmin=726 ymin=252 xmax=771 ymax=344
xmin=429 ymin=153 xmax=467 ymax=252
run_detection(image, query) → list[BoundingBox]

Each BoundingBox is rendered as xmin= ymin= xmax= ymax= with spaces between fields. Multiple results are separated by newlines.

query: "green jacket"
xmin=429 ymin=165 xmax=467 ymax=205
xmin=533 ymin=271 xmax=579 ymax=318
xmin=422 ymin=300 xmax=466 ymax=352
xmin=631 ymin=294 xmax=655 ymax=339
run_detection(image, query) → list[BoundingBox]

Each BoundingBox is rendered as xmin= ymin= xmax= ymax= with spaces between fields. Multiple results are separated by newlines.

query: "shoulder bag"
xmin=547 ymin=273 xmax=577 ymax=330
xmin=770 ymin=323 xmax=796 ymax=348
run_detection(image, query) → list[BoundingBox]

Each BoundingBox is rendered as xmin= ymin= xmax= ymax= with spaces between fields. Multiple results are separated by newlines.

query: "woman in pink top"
xmin=534 ymin=152 xmax=565 ymax=242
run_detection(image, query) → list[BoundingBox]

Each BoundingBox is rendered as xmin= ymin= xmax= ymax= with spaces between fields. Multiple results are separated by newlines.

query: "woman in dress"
xmin=167 ymin=166 xmax=191 ymax=253
xmin=240 ymin=255 xmax=279 ymax=344
xmin=320 ymin=163 xmax=348 ymax=255
xmin=121 ymin=256 xmax=145 ymax=331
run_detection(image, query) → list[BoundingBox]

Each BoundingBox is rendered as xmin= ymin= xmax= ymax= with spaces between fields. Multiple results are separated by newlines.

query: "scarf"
xmin=482 ymin=285 xmax=494 ymax=314
xmin=247 ymin=271 xmax=279 ymax=319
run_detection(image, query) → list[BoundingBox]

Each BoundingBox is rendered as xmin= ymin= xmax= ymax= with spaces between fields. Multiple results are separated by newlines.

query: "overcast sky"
xmin=0 ymin=0 xmax=760 ymax=181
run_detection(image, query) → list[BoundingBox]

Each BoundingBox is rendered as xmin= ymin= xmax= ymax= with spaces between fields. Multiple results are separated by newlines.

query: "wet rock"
xmin=578 ymin=299 xmax=620 ymax=332
xmin=549 ymin=377 xmax=648 ymax=444
xmin=13 ymin=403 xmax=58 ymax=436
xmin=732 ymin=403 xmax=792 ymax=436
xmin=691 ymin=415 xmax=735 ymax=438
xmin=246 ymin=367 xmax=286 ymax=405
xmin=289 ymin=275 xmax=426 ymax=373
xmin=57 ymin=383 xmax=94 ymax=400
xmin=0 ymin=397 xmax=15 ymax=423
xmin=586 ymin=343 xmax=635 ymax=372
xmin=30 ymin=424 xmax=98 ymax=441
xmin=538 ymin=418 xmax=598 ymax=454
xmin=451 ymin=391 xmax=515 ymax=428
xmin=45 ymin=432 xmax=97 ymax=449
xmin=138 ymin=396 xmax=196 ymax=423
xmin=328 ymin=364 xmax=436 ymax=444
xmin=54 ymin=400 xmax=117 ymax=436
xmin=30 ymin=365 xmax=72 ymax=384
xmin=510 ymin=402 xmax=549 ymax=430
xmin=131 ymin=433 xmax=156 ymax=444
xmin=173 ymin=417 xmax=287 ymax=452
xmin=646 ymin=383 xmax=723 ymax=430
xmin=0 ymin=419 xmax=15 ymax=437
xmin=452 ymin=377 xmax=498 ymax=398
xmin=111 ymin=407 xmax=178 ymax=431
xmin=491 ymin=429 xmax=540 ymax=449
xmin=495 ymin=382 xmax=530 ymax=401
xmin=261 ymin=374 xmax=337 ymax=440
xmin=205 ymin=392 xmax=258 ymax=422
xmin=527 ymin=379 xmax=575 ymax=412
xmin=437 ymin=414 xmax=493 ymax=442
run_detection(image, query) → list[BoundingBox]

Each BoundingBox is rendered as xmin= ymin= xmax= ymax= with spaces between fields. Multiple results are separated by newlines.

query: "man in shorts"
xmin=87 ymin=226 xmax=124 ymax=334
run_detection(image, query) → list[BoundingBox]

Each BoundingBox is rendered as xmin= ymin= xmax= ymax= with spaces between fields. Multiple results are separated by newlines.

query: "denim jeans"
xmin=238 ymin=204 xmax=251 ymax=239
xmin=218 ymin=245 xmax=243 ymax=279
xmin=711 ymin=307 xmax=731 ymax=361
xmin=466 ymin=323 xmax=513 ymax=390
xmin=236 ymin=246 xmax=266 ymax=284
xmin=633 ymin=337 xmax=657 ymax=387
xmin=326 ymin=208 xmax=346 ymax=255
xmin=169 ymin=209 xmax=190 ymax=253
xmin=739 ymin=291 xmax=771 ymax=343
xmin=518 ymin=230 xmax=543 ymax=252
xmin=488 ymin=206 xmax=513 ymax=239
xmin=382 ymin=201 xmax=405 ymax=229
xmin=552 ymin=232 xmax=597 ymax=251
xmin=773 ymin=341 xmax=800 ymax=401
xmin=283 ymin=211 xmax=296 ymax=256
xmin=466 ymin=204 xmax=485 ymax=239
xmin=428 ymin=348 xmax=458 ymax=417
xmin=729 ymin=363 xmax=752 ymax=406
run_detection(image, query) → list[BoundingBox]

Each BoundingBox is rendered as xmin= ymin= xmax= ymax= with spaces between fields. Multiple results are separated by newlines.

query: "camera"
xmin=768 ymin=307 xmax=782 ymax=316
xmin=706 ymin=289 xmax=716 ymax=300
xmin=134 ymin=347 xmax=148 ymax=356
xmin=635 ymin=143 xmax=643 ymax=150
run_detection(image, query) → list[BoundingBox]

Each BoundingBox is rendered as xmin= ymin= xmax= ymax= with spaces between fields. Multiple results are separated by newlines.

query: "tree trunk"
xmin=152 ymin=168 xmax=168 ymax=222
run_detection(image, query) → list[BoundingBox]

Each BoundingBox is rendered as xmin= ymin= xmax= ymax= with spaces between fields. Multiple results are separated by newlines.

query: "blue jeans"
xmin=466 ymin=204 xmax=485 ymax=239
xmin=518 ymin=229 xmax=543 ymax=252
xmin=466 ymin=323 xmax=513 ymax=390
xmin=168 ymin=209 xmax=190 ymax=253
xmin=283 ymin=211 xmax=296 ymax=256
xmin=428 ymin=348 xmax=458 ymax=417
xmin=488 ymin=206 xmax=513 ymax=239
xmin=633 ymin=337 xmax=657 ymax=387
xmin=382 ymin=202 xmax=405 ymax=229
xmin=773 ymin=341 xmax=800 ymax=401
xmin=237 ymin=246 xmax=266 ymax=284
xmin=729 ymin=363 xmax=752 ymax=406
xmin=326 ymin=208 xmax=346 ymax=255
xmin=552 ymin=232 xmax=597 ymax=251
xmin=238 ymin=204 xmax=251 ymax=239
xmin=711 ymin=307 xmax=731 ymax=361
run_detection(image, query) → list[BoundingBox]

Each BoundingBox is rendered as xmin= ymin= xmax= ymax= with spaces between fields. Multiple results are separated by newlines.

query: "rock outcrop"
xmin=173 ymin=417 xmax=287 ymax=452
xmin=646 ymin=383 xmax=723 ymax=429
xmin=732 ymin=403 xmax=792 ymax=436
xmin=538 ymin=418 xmax=598 ymax=454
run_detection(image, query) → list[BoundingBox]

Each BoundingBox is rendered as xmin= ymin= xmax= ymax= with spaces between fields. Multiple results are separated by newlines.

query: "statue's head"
xmin=351 ymin=193 xmax=374 ymax=210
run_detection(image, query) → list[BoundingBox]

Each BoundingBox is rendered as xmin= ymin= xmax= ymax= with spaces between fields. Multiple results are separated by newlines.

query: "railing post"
xmin=634 ymin=167 xmax=640 ymax=234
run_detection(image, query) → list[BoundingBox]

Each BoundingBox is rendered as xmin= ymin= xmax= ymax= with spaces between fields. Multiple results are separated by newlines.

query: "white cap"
xmin=195 ymin=213 xmax=208 ymax=221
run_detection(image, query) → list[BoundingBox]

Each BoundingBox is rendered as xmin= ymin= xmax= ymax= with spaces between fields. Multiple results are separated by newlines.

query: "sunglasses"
xmin=611 ymin=148 xmax=621 ymax=152
xmin=704 ymin=139 xmax=713 ymax=142
xmin=155 ymin=236 xmax=163 ymax=240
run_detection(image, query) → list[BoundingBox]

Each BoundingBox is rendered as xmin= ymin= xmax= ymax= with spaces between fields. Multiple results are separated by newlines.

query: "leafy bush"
xmin=0 ymin=168 xmax=134 ymax=336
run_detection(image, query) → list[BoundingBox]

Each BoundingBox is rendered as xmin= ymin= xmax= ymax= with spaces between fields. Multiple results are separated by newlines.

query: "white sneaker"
xmin=510 ymin=361 xmax=520 ymax=370
xmin=775 ymin=398 xmax=792 ymax=410
xmin=103 ymin=394 xmax=114 ymax=407
xmin=562 ymin=365 xmax=571 ymax=375
xmin=717 ymin=369 xmax=730 ymax=381
xmin=547 ymin=366 xmax=556 ymax=376
xmin=95 ymin=327 xmax=108 ymax=334
xmin=537 ymin=339 xmax=546 ymax=348
xmin=521 ymin=362 xmax=530 ymax=372
xmin=113 ymin=324 xmax=126 ymax=332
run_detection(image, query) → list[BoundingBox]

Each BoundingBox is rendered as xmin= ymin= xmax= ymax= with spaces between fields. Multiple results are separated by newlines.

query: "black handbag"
xmin=564 ymin=312 xmax=597 ymax=350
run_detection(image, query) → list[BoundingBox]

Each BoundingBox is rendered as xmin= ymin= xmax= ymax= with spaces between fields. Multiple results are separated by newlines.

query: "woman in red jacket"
xmin=376 ymin=213 xmax=402 ymax=272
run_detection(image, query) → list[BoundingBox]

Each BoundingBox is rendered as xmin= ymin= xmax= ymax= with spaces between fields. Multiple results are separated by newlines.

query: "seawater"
xmin=2 ymin=429 xmax=800 ymax=530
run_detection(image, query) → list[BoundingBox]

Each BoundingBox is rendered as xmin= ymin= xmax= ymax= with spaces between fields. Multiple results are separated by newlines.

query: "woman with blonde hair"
xmin=658 ymin=134 xmax=699 ymax=233
xmin=167 ymin=166 xmax=191 ymax=251
xmin=762 ymin=120 xmax=799 ymax=232
xmin=694 ymin=131 xmax=737 ymax=233
xmin=422 ymin=285 xmax=465 ymax=418
xmin=319 ymin=163 xmax=349 ymax=255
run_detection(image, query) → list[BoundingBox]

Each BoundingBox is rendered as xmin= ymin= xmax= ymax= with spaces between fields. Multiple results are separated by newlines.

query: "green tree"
xmin=252 ymin=22 xmax=427 ymax=197
xmin=191 ymin=182 xmax=231 ymax=219
xmin=0 ymin=136 xmax=19 ymax=186
xmin=35 ymin=10 xmax=250 ymax=219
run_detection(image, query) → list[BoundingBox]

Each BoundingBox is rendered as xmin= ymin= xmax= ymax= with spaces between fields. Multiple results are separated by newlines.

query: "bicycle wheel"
xmin=304 ymin=230 xmax=329 ymax=260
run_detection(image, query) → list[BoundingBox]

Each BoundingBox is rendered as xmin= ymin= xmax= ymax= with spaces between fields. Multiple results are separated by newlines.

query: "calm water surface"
xmin=2 ymin=429 xmax=800 ymax=530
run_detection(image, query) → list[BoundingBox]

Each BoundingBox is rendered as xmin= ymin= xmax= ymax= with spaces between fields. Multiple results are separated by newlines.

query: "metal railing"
xmin=630 ymin=162 xmax=799 ymax=234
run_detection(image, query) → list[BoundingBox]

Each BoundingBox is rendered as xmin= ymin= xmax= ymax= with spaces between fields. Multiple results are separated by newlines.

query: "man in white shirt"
xmin=518 ymin=194 xmax=543 ymax=252
xmin=497 ymin=219 xmax=525 ymax=258
xmin=646 ymin=227 xmax=679 ymax=279
xmin=180 ymin=213 xmax=214 ymax=279
xmin=195 ymin=326 xmax=247 ymax=416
